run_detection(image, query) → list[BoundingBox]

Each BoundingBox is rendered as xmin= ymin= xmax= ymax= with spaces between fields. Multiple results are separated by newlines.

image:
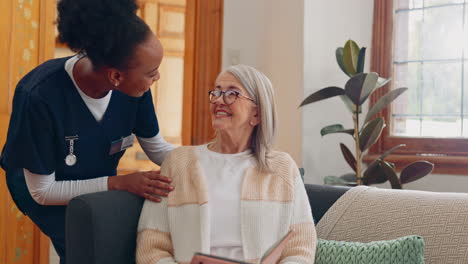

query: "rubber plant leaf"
xmin=340 ymin=143 xmax=357 ymax=172
xmin=342 ymin=40 xmax=360 ymax=76
xmin=344 ymin=73 xmax=367 ymax=105
xmin=356 ymin=47 xmax=366 ymax=73
xmin=320 ymin=124 xmax=354 ymax=137
xmin=363 ymin=161 xmax=388 ymax=185
xmin=378 ymin=160 xmax=402 ymax=189
xmin=400 ymin=161 xmax=434 ymax=184
xmin=359 ymin=72 xmax=379 ymax=104
xmin=299 ymin=87 xmax=345 ymax=107
xmin=340 ymin=95 xmax=361 ymax=114
xmin=379 ymin=144 xmax=406 ymax=160
xmin=359 ymin=117 xmax=386 ymax=151
xmin=324 ymin=176 xmax=349 ymax=186
xmin=336 ymin=47 xmax=351 ymax=77
xmin=366 ymin=144 xmax=406 ymax=172
xmin=339 ymin=173 xmax=358 ymax=186
xmin=365 ymin=87 xmax=408 ymax=123
xmin=376 ymin=77 xmax=391 ymax=89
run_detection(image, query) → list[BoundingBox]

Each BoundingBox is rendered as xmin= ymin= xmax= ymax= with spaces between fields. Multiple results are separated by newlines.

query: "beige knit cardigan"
xmin=136 ymin=146 xmax=316 ymax=264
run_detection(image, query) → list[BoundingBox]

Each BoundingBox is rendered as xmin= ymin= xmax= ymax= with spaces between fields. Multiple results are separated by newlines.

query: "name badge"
xmin=109 ymin=134 xmax=135 ymax=155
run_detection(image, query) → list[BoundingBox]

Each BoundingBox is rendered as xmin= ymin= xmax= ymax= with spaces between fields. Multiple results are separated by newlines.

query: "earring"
xmin=250 ymin=121 xmax=256 ymax=126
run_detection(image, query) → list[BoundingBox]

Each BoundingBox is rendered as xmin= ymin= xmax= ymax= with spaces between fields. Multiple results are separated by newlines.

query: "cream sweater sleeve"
xmin=280 ymin=166 xmax=317 ymax=264
xmin=136 ymin=152 xmax=177 ymax=264
xmin=136 ymin=197 xmax=177 ymax=264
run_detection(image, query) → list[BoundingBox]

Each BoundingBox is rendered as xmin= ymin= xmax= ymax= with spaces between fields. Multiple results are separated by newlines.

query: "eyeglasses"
xmin=208 ymin=90 xmax=256 ymax=105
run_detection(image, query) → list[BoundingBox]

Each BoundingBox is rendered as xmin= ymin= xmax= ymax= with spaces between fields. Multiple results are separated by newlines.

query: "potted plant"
xmin=299 ymin=40 xmax=433 ymax=189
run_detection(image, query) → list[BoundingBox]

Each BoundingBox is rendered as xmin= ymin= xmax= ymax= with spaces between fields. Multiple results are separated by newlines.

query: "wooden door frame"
xmin=0 ymin=0 xmax=54 ymax=262
xmin=182 ymin=0 xmax=223 ymax=145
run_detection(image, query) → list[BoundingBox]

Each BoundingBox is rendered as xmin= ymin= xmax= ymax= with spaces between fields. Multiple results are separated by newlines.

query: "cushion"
xmin=315 ymin=235 xmax=425 ymax=264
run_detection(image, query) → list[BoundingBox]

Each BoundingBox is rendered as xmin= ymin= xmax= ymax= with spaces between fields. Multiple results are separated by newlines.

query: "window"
xmin=368 ymin=0 xmax=468 ymax=174
xmin=394 ymin=0 xmax=467 ymax=137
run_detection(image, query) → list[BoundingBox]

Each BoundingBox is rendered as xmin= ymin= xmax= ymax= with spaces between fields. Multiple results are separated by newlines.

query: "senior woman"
xmin=136 ymin=65 xmax=317 ymax=264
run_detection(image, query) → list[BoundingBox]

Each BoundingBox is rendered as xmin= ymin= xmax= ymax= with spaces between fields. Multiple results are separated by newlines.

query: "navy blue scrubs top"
xmin=0 ymin=57 xmax=159 ymax=210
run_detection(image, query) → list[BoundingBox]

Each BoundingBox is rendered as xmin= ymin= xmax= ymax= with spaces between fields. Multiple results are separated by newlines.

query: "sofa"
xmin=65 ymin=184 xmax=468 ymax=264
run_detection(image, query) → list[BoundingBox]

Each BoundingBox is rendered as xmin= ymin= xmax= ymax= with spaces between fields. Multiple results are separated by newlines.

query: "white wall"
xmin=223 ymin=0 xmax=304 ymax=164
xmin=223 ymin=0 xmax=468 ymax=192
xmin=222 ymin=0 xmax=267 ymax=70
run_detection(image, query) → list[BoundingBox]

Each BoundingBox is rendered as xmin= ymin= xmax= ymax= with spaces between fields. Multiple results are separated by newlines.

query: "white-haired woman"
xmin=136 ymin=65 xmax=317 ymax=264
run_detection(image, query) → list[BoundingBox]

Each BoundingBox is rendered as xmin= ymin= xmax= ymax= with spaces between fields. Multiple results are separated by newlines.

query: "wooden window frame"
xmin=366 ymin=0 xmax=468 ymax=175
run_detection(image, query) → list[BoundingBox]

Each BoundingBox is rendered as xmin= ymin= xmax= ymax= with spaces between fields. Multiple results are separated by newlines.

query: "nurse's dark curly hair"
xmin=56 ymin=0 xmax=151 ymax=69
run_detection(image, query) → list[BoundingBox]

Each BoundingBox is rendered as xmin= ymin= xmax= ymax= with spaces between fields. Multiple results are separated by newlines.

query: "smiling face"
xmin=210 ymin=72 xmax=259 ymax=135
xmin=113 ymin=34 xmax=164 ymax=97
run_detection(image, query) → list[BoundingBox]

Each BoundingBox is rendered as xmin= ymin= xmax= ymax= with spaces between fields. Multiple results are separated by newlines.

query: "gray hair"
xmin=220 ymin=64 xmax=277 ymax=172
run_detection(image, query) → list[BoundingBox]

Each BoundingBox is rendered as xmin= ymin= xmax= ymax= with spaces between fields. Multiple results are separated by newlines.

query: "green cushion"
xmin=315 ymin=235 xmax=425 ymax=264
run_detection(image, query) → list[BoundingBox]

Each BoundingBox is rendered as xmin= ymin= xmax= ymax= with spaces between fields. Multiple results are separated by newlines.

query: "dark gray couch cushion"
xmin=305 ymin=184 xmax=350 ymax=224
xmin=66 ymin=190 xmax=144 ymax=264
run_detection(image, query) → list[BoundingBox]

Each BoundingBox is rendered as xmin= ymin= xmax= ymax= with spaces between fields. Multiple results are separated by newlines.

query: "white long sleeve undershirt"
xmin=24 ymin=169 xmax=108 ymax=206
xmin=197 ymin=145 xmax=255 ymax=260
xmin=24 ymin=134 xmax=174 ymax=205
xmin=23 ymin=55 xmax=175 ymax=205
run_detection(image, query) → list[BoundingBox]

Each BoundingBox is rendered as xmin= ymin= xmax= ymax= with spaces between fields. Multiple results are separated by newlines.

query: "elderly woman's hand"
xmin=108 ymin=171 xmax=174 ymax=203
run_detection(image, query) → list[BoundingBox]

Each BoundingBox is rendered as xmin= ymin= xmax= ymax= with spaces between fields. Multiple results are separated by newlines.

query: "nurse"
xmin=0 ymin=0 xmax=174 ymax=263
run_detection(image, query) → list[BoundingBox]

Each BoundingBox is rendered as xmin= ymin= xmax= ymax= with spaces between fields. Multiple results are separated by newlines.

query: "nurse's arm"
xmin=107 ymin=171 xmax=173 ymax=203
xmin=137 ymin=133 xmax=175 ymax=165
xmin=23 ymin=169 xmax=108 ymax=205
xmin=24 ymin=168 xmax=173 ymax=205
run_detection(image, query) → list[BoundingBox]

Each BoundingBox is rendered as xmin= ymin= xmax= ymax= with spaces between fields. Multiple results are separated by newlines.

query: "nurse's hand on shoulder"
xmin=108 ymin=171 xmax=174 ymax=203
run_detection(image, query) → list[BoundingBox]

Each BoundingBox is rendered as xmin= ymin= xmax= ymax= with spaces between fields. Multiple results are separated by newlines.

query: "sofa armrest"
xmin=305 ymin=184 xmax=350 ymax=224
xmin=66 ymin=190 xmax=144 ymax=264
